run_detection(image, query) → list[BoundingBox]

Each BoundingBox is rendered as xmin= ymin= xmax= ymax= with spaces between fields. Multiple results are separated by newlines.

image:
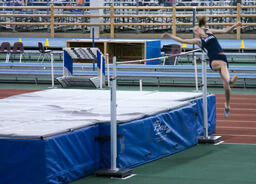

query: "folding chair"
xmin=11 ymin=42 xmax=24 ymax=63
xmin=0 ymin=42 xmax=11 ymax=63
xmin=37 ymin=42 xmax=51 ymax=63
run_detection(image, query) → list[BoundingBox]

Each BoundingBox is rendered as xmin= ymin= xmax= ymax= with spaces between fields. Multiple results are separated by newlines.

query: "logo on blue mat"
xmin=153 ymin=119 xmax=171 ymax=136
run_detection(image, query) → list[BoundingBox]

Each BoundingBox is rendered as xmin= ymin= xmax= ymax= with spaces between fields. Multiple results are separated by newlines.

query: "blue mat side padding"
xmin=45 ymin=125 xmax=100 ymax=184
xmin=99 ymin=103 xmax=198 ymax=169
xmin=0 ymin=125 xmax=100 ymax=184
xmin=194 ymin=94 xmax=216 ymax=136
xmin=0 ymin=139 xmax=46 ymax=184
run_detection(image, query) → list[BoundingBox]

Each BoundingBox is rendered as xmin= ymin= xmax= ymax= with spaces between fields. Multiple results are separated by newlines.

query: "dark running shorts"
xmin=209 ymin=54 xmax=229 ymax=70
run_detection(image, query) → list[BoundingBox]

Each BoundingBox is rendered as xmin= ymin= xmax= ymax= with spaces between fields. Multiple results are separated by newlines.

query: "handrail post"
xmin=110 ymin=4 xmax=115 ymax=38
xmin=50 ymin=4 xmax=55 ymax=38
xmin=172 ymin=4 xmax=176 ymax=36
xmin=236 ymin=3 xmax=241 ymax=39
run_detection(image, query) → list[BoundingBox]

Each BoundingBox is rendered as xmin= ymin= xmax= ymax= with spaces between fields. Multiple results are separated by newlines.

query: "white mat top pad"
xmin=0 ymin=89 xmax=202 ymax=138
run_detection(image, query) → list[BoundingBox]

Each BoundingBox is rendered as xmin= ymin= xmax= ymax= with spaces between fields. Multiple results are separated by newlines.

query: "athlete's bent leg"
xmin=211 ymin=60 xmax=231 ymax=118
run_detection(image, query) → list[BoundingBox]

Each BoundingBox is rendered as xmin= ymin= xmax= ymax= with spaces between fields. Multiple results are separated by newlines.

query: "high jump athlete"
xmin=162 ymin=16 xmax=242 ymax=118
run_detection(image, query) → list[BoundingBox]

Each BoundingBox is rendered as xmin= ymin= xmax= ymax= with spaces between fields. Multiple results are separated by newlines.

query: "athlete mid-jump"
xmin=162 ymin=16 xmax=242 ymax=118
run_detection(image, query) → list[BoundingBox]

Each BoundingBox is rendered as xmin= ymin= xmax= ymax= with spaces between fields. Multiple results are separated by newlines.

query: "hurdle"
xmin=56 ymin=48 xmax=106 ymax=88
xmin=96 ymin=49 xmax=221 ymax=178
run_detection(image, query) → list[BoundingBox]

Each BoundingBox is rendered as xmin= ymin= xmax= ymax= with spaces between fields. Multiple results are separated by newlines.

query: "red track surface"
xmin=0 ymin=89 xmax=41 ymax=99
xmin=214 ymin=94 xmax=256 ymax=144
xmin=0 ymin=89 xmax=255 ymax=144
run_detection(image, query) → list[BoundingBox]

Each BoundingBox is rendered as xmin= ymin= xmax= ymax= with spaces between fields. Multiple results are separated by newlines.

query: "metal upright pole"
xmin=50 ymin=53 xmax=55 ymax=88
xmin=110 ymin=56 xmax=117 ymax=171
xmin=100 ymin=54 xmax=103 ymax=89
xmin=95 ymin=56 xmax=132 ymax=178
xmin=92 ymin=27 xmax=95 ymax=71
xmin=193 ymin=55 xmax=198 ymax=92
xmin=192 ymin=7 xmax=196 ymax=60
xmin=106 ymin=53 xmax=110 ymax=87
xmin=92 ymin=27 xmax=95 ymax=48
xmin=198 ymin=51 xmax=222 ymax=144
xmin=201 ymin=52 xmax=208 ymax=138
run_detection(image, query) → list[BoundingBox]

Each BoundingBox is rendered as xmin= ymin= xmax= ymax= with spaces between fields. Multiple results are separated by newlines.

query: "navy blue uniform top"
xmin=200 ymin=33 xmax=224 ymax=62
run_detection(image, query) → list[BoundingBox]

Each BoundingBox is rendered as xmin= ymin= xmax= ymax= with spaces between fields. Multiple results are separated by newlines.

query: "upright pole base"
xmin=95 ymin=168 xmax=133 ymax=179
xmin=198 ymin=136 xmax=222 ymax=144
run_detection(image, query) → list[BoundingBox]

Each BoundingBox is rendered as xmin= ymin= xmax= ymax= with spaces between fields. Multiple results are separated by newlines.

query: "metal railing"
xmin=0 ymin=3 xmax=255 ymax=39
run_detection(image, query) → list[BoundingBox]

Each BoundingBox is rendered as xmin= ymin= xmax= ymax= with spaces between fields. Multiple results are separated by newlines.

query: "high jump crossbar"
xmin=116 ymin=48 xmax=201 ymax=65
xmin=117 ymin=48 xmax=201 ymax=91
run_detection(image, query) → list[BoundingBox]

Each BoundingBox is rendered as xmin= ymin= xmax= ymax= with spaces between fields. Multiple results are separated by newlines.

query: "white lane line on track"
xmin=214 ymin=141 xmax=224 ymax=145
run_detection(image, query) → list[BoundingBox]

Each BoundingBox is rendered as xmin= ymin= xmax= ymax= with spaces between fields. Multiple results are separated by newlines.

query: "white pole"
xmin=162 ymin=58 xmax=166 ymax=65
xmin=106 ymin=53 xmax=110 ymax=88
xmin=100 ymin=54 xmax=103 ymax=89
xmin=6 ymin=53 xmax=9 ymax=63
xmin=50 ymin=53 xmax=55 ymax=88
xmin=202 ymin=51 xmax=208 ymax=138
xmin=193 ymin=55 xmax=198 ymax=92
xmin=110 ymin=56 xmax=117 ymax=171
xmin=19 ymin=54 xmax=22 ymax=63
xmin=139 ymin=79 xmax=142 ymax=91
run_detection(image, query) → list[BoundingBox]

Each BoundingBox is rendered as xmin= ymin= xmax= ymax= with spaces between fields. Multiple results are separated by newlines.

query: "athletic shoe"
xmin=229 ymin=75 xmax=238 ymax=88
xmin=224 ymin=108 xmax=230 ymax=118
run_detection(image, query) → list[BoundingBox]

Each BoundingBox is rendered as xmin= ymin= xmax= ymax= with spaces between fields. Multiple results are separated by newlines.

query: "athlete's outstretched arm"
xmin=208 ymin=22 xmax=242 ymax=34
xmin=162 ymin=32 xmax=201 ymax=46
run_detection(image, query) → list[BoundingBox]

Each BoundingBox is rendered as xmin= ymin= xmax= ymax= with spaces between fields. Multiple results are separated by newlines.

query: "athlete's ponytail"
xmin=199 ymin=16 xmax=206 ymax=27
